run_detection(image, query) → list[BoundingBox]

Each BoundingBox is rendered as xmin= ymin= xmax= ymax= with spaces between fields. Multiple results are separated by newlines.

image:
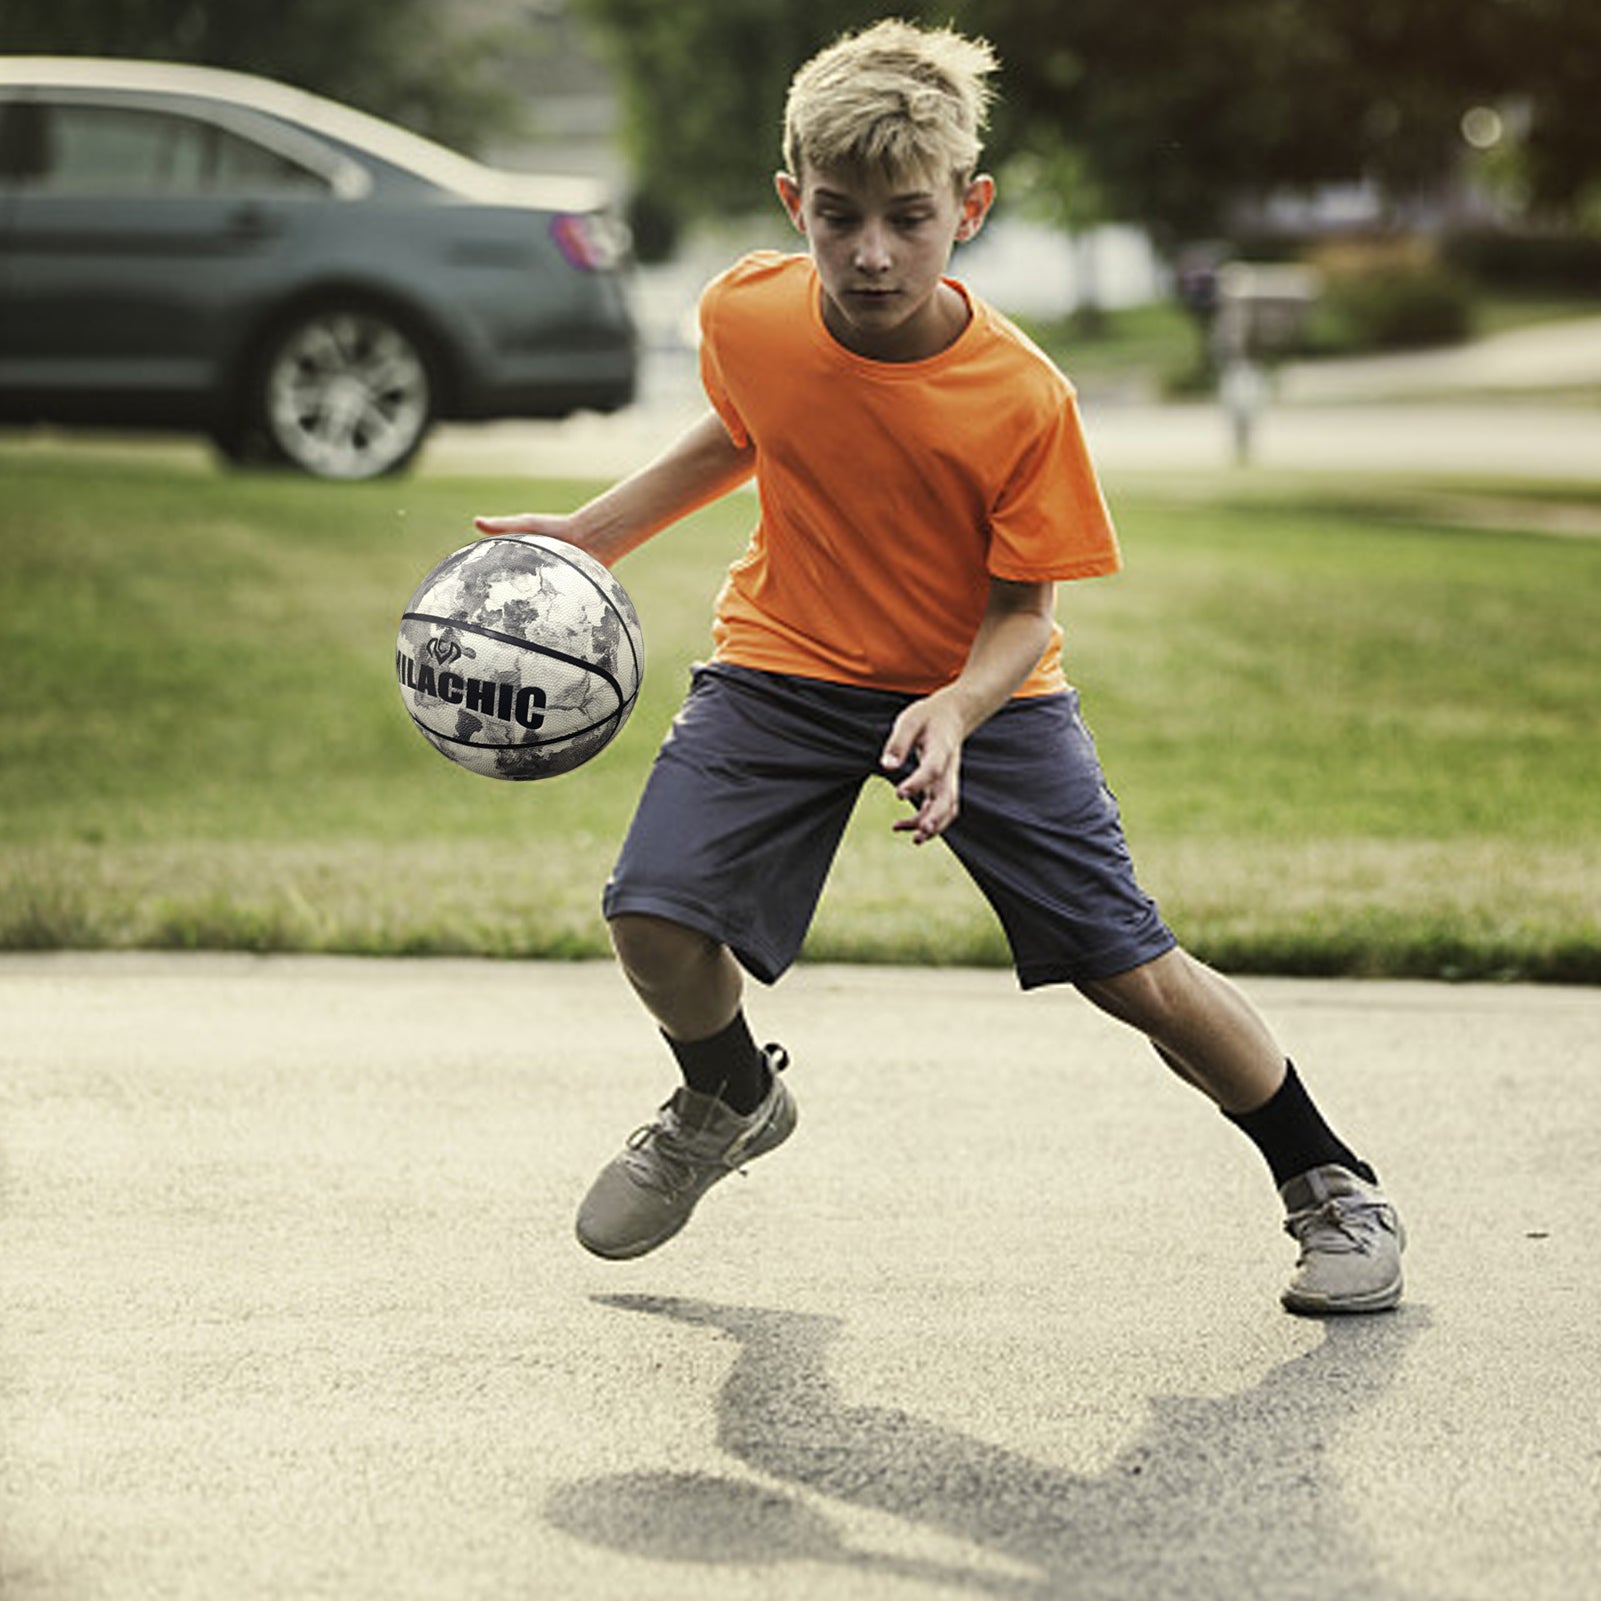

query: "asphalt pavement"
xmin=3 ymin=951 xmax=1598 ymax=1601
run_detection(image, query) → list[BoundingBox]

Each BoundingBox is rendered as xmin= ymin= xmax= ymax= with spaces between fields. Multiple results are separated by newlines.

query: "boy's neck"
xmin=819 ymin=276 xmax=973 ymax=364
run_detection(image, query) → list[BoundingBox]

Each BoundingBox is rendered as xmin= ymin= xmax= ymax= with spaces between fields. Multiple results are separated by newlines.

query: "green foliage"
xmin=998 ymin=134 xmax=1107 ymax=241
xmin=1444 ymin=229 xmax=1601 ymax=296
xmin=1310 ymin=263 xmax=1478 ymax=353
xmin=979 ymin=0 xmax=1601 ymax=240
xmin=1013 ymin=302 xmax=1205 ymax=396
xmin=0 ymin=0 xmax=523 ymax=155
xmin=976 ymin=0 xmax=1362 ymax=245
xmin=570 ymin=0 xmax=1601 ymax=247
xmin=570 ymin=0 xmax=952 ymax=225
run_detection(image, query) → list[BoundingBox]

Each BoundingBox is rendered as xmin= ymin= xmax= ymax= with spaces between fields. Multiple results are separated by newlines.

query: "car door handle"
xmin=226 ymin=205 xmax=280 ymax=240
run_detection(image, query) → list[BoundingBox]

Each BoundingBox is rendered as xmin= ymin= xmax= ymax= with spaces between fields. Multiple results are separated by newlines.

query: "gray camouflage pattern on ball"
xmin=396 ymin=536 xmax=644 ymax=781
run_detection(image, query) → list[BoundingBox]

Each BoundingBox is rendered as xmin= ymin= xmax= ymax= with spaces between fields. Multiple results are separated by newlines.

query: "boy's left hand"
xmin=881 ymin=693 xmax=966 ymax=845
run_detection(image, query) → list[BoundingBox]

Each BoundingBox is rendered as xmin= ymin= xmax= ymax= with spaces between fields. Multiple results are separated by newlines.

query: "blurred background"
xmin=2 ymin=0 xmax=1596 ymax=977
xmin=3 ymin=0 xmax=1600 ymax=473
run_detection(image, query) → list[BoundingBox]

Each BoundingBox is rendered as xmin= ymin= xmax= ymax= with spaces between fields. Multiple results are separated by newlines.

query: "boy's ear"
xmin=955 ymin=174 xmax=996 ymax=243
xmin=774 ymin=171 xmax=806 ymax=233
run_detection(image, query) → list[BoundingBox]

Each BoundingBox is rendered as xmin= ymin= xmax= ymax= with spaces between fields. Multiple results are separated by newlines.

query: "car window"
xmin=31 ymin=102 xmax=330 ymax=196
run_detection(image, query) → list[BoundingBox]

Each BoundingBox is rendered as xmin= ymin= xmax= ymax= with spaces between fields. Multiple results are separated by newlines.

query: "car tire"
xmin=209 ymin=415 xmax=283 ymax=471
xmin=249 ymin=303 xmax=436 ymax=480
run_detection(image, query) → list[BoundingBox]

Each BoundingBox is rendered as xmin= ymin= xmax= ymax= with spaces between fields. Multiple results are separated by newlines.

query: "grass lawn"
xmin=3 ymin=439 xmax=1598 ymax=980
xmin=1017 ymin=290 xmax=1601 ymax=400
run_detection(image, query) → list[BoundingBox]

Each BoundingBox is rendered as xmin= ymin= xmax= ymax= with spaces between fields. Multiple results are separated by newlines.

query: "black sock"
xmin=1224 ymin=1061 xmax=1376 ymax=1189
xmin=663 ymin=1011 xmax=770 ymax=1115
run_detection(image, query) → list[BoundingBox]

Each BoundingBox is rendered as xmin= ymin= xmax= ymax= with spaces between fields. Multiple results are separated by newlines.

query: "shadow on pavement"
xmin=545 ymin=1294 xmax=1432 ymax=1599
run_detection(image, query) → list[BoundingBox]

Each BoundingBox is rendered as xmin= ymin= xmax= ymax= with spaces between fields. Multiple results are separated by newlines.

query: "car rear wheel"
xmin=255 ymin=305 xmax=435 ymax=479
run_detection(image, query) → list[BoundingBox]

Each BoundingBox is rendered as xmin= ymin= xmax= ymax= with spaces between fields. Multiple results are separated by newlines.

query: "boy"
xmin=477 ymin=19 xmax=1404 ymax=1315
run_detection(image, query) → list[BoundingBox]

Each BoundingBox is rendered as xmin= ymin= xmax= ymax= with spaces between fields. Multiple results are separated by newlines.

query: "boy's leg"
xmin=609 ymin=912 xmax=744 ymax=1041
xmin=1076 ymin=947 xmax=1370 ymax=1176
xmin=1076 ymin=946 xmax=1289 ymax=1115
xmin=942 ymin=695 xmax=1402 ymax=1313
xmin=608 ymin=912 xmax=771 ymax=1114
xmin=595 ymin=666 xmax=876 ymax=1130
xmin=576 ymin=668 xmax=907 ymax=1260
xmin=575 ymin=912 xmax=797 ymax=1260
xmin=1077 ymin=948 xmax=1404 ymax=1314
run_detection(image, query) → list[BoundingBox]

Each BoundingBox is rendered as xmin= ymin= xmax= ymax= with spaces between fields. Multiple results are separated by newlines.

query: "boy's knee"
xmin=608 ymin=913 xmax=742 ymax=1040
xmin=609 ymin=913 xmax=721 ymax=989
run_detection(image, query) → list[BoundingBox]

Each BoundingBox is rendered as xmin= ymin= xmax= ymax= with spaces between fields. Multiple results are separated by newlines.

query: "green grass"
xmin=3 ymin=441 xmax=1599 ymax=979
xmin=1015 ymin=301 xmax=1206 ymax=395
xmin=1018 ymin=291 xmax=1601 ymax=400
xmin=1474 ymin=293 xmax=1601 ymax=336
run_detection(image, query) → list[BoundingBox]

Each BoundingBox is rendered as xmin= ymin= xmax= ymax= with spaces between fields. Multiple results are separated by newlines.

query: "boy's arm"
xmin=879 ymin=576 xmax=1057 ymax=846
xmin=474 ymin=409 xmax=754 ymax=567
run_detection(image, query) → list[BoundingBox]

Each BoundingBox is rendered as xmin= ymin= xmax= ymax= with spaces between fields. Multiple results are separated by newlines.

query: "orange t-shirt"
xmin=699 ymin=251 xmax=1122 ymax=698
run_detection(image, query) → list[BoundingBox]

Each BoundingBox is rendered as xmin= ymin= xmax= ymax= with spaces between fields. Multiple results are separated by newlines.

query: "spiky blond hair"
xmin=782 ymin=18 xmax=998 ymax=190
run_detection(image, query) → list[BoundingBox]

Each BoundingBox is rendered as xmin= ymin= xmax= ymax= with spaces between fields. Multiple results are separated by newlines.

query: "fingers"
xmin=473 ymin=513 xmax=582 ymax=542
xmin=898 ymin=753 xmax=959 ymax=842
xmin=879 ymin=701 xmax=930 ymax=777
xmin=473 ymin=514 xmax=543 ymax=537
xmin=891 ymin=785 xmax=955 ymax=845
xmin=881 ymin=707 xmax=960 ymax=845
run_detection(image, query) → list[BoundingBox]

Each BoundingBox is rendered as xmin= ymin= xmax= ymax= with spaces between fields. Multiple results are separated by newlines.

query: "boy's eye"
xmin=809 ymin=203 xmax=935 ymax=232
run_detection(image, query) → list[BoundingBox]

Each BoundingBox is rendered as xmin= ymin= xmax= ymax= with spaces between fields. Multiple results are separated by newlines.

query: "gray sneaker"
xmin=575 ymin=1046 xmax=796 ymax=1260
xmin=1280 ymin=1164 xmax=1406 ymax=1315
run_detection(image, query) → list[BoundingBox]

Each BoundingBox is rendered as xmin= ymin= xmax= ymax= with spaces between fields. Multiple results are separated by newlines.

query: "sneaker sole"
xmin=576 ymin=1212 xmax=693 ymax=1262
xmin=1281 ymin=1272 xmax=1404 ymax=1317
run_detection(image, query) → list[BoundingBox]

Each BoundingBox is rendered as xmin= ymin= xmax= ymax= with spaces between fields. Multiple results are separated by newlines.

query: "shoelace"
xmin=617 ymin=1047 xmax=790 ymax=1198
xmin=619 ymin=1100 xmax=754 ymax=1197
xmin=1285 ymin=1196 xmax=1393 ymax=1256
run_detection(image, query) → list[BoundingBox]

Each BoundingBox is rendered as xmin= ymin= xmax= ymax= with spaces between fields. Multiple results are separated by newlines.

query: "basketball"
xmin=396 ymin=535 xmax=643 ymax=780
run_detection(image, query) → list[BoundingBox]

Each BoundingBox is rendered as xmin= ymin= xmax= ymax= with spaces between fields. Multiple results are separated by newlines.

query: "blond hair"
xmin=782 ymin=18 xmax=998 ymax=191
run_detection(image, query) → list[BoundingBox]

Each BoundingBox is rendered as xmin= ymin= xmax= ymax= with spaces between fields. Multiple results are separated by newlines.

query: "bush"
xmin=1322 ymin=264 xmax=1476 ymax=350
xmin=1304 ymin=239 xmax=1477 ymax=353
xmin=1444 ymin=229 xmax=1601 ymax=295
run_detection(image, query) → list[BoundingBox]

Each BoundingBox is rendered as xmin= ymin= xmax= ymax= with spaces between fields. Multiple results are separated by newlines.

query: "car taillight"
xmin=550 ymin=211 xmax=628 ymax=273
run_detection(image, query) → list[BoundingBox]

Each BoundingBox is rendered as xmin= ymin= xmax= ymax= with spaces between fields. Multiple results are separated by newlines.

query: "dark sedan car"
xmin=0 ymin=58 xmax=637 ymax=477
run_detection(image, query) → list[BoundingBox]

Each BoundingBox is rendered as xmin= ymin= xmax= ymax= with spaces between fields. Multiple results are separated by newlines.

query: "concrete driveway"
xmin=419 ymin=308 xmax=1601 ymax=486
xmin=3 ymin=952 xmax=1597 ymax=1600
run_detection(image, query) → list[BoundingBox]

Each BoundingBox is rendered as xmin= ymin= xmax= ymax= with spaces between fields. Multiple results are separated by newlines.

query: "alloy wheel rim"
xmin=266 ymin=312 xmax=430 ymax=478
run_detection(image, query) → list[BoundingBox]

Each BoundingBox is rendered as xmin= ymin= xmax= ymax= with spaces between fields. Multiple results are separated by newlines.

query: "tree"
xmin=572 ymin=0 xmax=1401 ymax=245
xmin=0 ymin=0 xmax=521 ymax=155
xmin=978 ymin=0 xmax=1601 ymax=242
xmin=572 ymin=0 xmax=985 ymax=230
xmin=979 ymin=0 xmax=1408 ymax=246
xmin=1498 ymin=0 xmax=1601 ymax=218
xmin=567 ymin=0 xmax=1601 ymax=248
xmin=998 ymin=132 xmax=1113 ymax=326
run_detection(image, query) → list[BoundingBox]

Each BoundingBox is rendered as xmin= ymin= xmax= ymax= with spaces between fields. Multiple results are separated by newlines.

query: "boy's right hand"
xmin=473 ymin=512 xmax=580 ymax=543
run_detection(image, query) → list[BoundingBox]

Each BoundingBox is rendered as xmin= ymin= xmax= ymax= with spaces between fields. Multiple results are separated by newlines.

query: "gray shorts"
xmin=603 ymin=663 xmax=1176 ymax=989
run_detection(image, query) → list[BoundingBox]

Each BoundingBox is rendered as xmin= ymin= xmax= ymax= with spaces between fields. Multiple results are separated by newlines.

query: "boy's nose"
xmin=853 ymin=223 xmax=892 ymax=273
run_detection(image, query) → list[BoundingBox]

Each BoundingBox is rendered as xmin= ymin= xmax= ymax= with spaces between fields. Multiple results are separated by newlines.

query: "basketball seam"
xmin=400 ymin=610 xmax=629 ymax=709
xmin=494 ymin=536 xmax=643 ymax=688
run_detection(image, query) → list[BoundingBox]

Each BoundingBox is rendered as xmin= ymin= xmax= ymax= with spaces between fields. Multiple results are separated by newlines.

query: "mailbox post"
xmin=1212 ymin=262 xmax=1319 ymax=464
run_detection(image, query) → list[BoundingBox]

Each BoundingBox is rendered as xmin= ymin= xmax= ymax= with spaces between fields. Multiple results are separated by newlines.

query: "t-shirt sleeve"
xmin=698 ymin=279 xmax=751 ymax=449
xmin=988 ymin=389 xmax=1121 ymax=582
